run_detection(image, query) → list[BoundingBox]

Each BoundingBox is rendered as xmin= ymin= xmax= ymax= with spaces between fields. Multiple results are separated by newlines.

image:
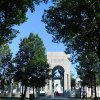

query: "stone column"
xmin=64 ymin=73 xmax=70 ymax=97
xmin=49 ymin=79 xmax=53 ymax=97
xmin=26 ymin=87 xmax=29 ymax=98
xmin=45 ymin=84 xmax=48 ymax=96
xmin=8 ymin=82 xmax=13 ymax=97
xmin=67 ymin=74 xmax=69 ymax=90
xmin=15 ymin=82 xmax=21 ymax=97
xmin=64 ymin=73 xmax=67 ymax=91
xmin=8 ymin=84 xmax=11 ymax=97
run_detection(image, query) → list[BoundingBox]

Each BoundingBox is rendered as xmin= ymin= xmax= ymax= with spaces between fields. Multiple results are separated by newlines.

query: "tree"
xmin=42 ymin=2 xmax=100 ymax=98
xmin=0 ymin=0 xmax=48 ymax=45
xmin=29 ymin=62 xmax=50 ymax=98
xmin=42 ymin=0 xmax=100 ymax=61
xmin=70 ymin=72 xmax=75 ymax=90
xmin=76 ymin=51 xmax=100 ymax=98
xmin=14 ymin=33 xmax=50 ymax=100
xmin=0 ymin=44 xmax=14 ymax=96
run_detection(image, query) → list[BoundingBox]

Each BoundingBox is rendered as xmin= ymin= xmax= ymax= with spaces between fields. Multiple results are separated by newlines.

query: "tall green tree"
xmin=42 ymin=0 xmax=100 ymax=60
xmin=0 ymin=0 xmax=48 ymax=44
xmin=42 ymin=1 xmax=100 ymax=98
xmin=0 ymin=44 xmax=13 ymax=96
xmin=14 ymin=33 xmax=50 ymax=100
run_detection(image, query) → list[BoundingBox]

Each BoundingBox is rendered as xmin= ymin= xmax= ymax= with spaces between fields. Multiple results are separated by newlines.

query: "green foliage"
xmin=0 ymin=0 xmax=48 ymax=44
xmin=76 ymin=51 xmax=100 ymax=87
xmin=14 ymin=33 xmax=50 ymax=88
xmin=29 ymin=62 xmax=50 ymax=88
xmin=70 ymin=72 xmax=75 ymax=88
xmin=14 ymin=33 xmax=50 ymax=99
xmin=42 ymin=0 xmax=100 ymax=61
xmin=0 ymin=44 xmax=14 ymax=87
xmin=42 ymin=1 xmax=100 ymax=94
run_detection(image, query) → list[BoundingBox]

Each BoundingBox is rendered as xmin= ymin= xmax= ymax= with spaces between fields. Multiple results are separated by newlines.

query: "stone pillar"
xmin=67 ymin=74 xmax=69 ymax=90
xmin=8 ymin=84 xmax=11 ymax=97
xmin=64 ymin=73 xmax=67 ymax=91
xmin=49 ymin=79 xmax=53 ymax=97
xmin=99 ymin=86 xmax=100 ymax=97
xmin=26 ymin=87 xmax=29 ymax=98
xmin=8 ymin=82 xmax=13 ymax=97
xmin=64 ymin=73 xmax=70 ymax=97
xmin=45 ymin=85 xmax=47 ymax=94
xmin=15 ymin=82 xmax=21 ymax=97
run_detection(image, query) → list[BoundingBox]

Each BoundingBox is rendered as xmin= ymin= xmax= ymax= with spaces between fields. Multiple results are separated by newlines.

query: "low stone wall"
xmin=0 ymin=97 xmax=29 ymax=100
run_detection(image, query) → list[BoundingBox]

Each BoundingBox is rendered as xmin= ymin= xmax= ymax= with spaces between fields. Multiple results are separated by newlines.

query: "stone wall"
xmin=0 ymin=97 xmax=29 ymax=100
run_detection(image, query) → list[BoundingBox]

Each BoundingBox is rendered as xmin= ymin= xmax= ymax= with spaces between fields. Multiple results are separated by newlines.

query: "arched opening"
xmin=52 ymin=65 xmax=64 ymax=96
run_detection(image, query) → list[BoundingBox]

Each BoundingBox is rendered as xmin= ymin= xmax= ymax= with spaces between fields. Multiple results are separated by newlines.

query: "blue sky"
xmin=9 ymin=1 xmax=77 ymax=77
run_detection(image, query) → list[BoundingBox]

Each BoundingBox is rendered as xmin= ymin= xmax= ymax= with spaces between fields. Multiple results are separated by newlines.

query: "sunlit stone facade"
xmin=43 ymin=52 xmax=71 ymax=97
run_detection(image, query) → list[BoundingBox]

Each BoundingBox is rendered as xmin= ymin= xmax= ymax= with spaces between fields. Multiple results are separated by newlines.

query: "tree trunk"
xmin=80 ymin=85 xmax=82 ymax=98
xmin=22 ymin=84 xmax=24 ymax=95
xmin=33 ymin=85 xmax=35 ymax=100
xmin=20 ymin=85 xmax=27 ymax=100
xmin=90 ymin=77 xmax=93 ymax=98
xmin=24 ymin=85 xmax=27 ymax=97
xmin=97 ymin=29 xmax=100 ymax=60
xmin=20 ymin=84 xmax=24 ymax=100
xmin=36 ymin=87 xmax=40 ymax=98
xmin=83 ymin=85 xmax=85 ymax=98
xmin=8 ymin=83 xmax=11 ymax=97
xmin=97 ymin=44 xmax=100 ymax=60
xmin=1 ymin=84 xmax=6 ymax=96
xmin=94 ymin=72 xmax=97 ymax=98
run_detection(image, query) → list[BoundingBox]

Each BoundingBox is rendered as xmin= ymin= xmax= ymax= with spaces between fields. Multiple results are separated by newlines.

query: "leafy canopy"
xmin=76 ymin=51 xmax=100 ymax=87
xmin=70 ymin=72 xmax=75 ymax=88
xmin=0 ymin=0 xmax=48 ymax=44
xmin=0 ymin=44 xmax=13 ymax=85
xmin=42 ymin=0 xmax=100 ymax=61
xmin=14 ymin=33 xmax=50 ymax=88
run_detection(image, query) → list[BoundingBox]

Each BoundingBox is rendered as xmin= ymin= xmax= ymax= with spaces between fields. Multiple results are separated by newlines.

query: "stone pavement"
xmin=39 ymin=97 xmax=87 ymax=100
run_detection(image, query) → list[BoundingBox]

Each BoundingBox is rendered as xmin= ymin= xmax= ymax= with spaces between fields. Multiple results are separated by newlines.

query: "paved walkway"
xmin=39 ymin=97 xmax=86 ymax=100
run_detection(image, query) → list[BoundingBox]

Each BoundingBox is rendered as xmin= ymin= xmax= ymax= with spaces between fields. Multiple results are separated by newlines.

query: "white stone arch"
xmin=46 ymin=52 xmax=71 ymax=97
xmin=52 ymin=65 xmax=64 ymax=96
